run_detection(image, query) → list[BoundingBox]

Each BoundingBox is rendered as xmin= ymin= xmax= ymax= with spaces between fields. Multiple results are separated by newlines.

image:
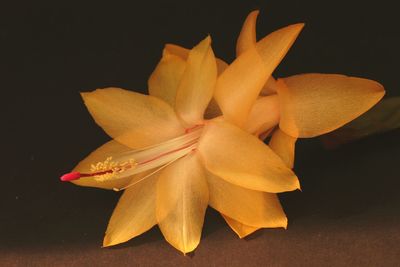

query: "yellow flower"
xmin=61 ymin=10 xmax=384 ymax=253
xmin=211 ymin=10 xmax=385 ymax=238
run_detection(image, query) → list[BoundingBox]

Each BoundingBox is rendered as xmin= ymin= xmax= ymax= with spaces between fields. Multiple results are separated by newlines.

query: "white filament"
xmin=89 ymin=126 xmax=203 ymax=184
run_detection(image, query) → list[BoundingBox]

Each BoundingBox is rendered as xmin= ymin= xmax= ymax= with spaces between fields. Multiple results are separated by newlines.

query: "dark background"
xmin=1 ymin=0 xmax=399 ymax=266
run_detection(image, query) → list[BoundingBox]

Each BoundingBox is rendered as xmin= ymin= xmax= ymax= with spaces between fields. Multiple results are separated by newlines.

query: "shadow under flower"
xmin=281 ymin=129 xmax=400 ymax=222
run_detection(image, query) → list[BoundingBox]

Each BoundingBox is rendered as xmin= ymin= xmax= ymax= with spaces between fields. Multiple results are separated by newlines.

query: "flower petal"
xmin=214 ymin=24 xmax=304 ymax=127
xmin=164 ymin=43 xmax=228 ymax=76
xmin=244 ymin=94 xmax=280 ymax=135
xmin=156 ymin=153 xmax=209 ymax=254
xmin=164 ymin=44 xmax=188 ymax=59
xmin=277 ymin=74 xmax=385 ymax=137
xmin=236 ymin=10 xmax=259 ymax=57
xmin=221 ymin=129 xmax=296 ymax=238
xmin=222 ymin=214 xmax=259 ymax=238
xmin=198 ymin=120 xmax=300 ymax=192
xmin=81 ymin=88 xmax=184 ymax=149
xmin=175 ymin=36 xmax=217 ymax=126
xmin=72 ymin=140 xmax=134 ymax=189
xmin=103 ymin=174 xmax=158 ymax=247
xmin=156 ymin=45 xmax=226 ymax=119
xmin=207 ymin=171 xmax=287 ymax=228
xmin=148 ymin=52 xmax=186 ymax=107
xmin=269 ymin=128 xmax=297 ymax=169
xmin=236 ymin=10 xmax=278 ymax=97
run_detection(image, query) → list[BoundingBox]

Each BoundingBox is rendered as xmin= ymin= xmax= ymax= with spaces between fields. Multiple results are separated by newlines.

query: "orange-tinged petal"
xmin=244 ymin=94 xmax=280 ymax=135
xmin=269 ymin=128 xmax=297 ymax=169
xmin=227 ymin=12 xmax=284 ymax=233
xmin=236 ymin=11 xmax=278 ymax=97
xmin=205 ymin=60 xmax=227 ymax=120
xmin=207 ymin=171 xmax=287 ymax=228
xmin=277 ymin=73 xmax=385 ymax=137
xmin=81 ymin=88 xmax=184 ymax=149
xmin=156 ymin=153 xmax=209 ymax=254
xmin=225 ymin=127 xmax=294 ymax=235
xmin=148 ymin=52 xmax=186 ymax=107
xmin=175 ymin=36 xmax=217 ymax=126
xmin=198 ymin=120 xmax=300 ymax=193
xmin=222 ymin=214 xmax=259 ymax=238
xmin=72 ymin=140 xmax=134 ymax=189
xmin=164 ymin=44 xmax=189 ymax=60
xmin=214 ymin=24 xmax=304 ymax=127
xmin=164 ymin=43 xmax=228 ymax=76
xmin=103 ymin=174 xmax=158 ymax=247
xmin=236 ymin=10 xmax=259 ymax=57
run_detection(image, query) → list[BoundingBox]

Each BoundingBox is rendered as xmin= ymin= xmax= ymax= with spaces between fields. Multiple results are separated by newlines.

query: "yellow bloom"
xmin=212 ymin=10 xmax=385 ymax=238
xmin=61 ymin=10 xmax=384 ymax=252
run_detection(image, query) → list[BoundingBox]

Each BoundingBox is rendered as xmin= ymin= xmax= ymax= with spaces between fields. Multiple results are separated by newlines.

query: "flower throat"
xmin=60 ymin=125 xmax=203 ymax=191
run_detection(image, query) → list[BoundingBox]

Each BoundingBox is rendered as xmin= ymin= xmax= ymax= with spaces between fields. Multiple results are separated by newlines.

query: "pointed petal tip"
xmin=374 ymin=81 xmax=386 ymax=96
xmin=238 ymin=234 xmax=246 ymax=239
xmin=296 ymin=179 xmax=301 ymax=191
xmin=79 ymin=91 xmax=88 ymax=99
xmin=277 ymin=23 xmax=305 ymax=39
xmin=250 ymin=9 xmax=260 ymax=15
xmin=164 ymin=235 xmax=199 ymax=254
xmin=199 ymin=35 xmax=212 ymax=46
xmin=102 ymin=234 xmax=121 ymax=248
xmin=102 ymin=237 xmax=112 ymax=248
xmin=80 ymin=89 xmax=103 ymax=101
xmin=278 ymin=74 xmax=385 ymax=138
xmin=247 ymin=10 xmax=260 ymax=20
xmin=288 ymin=23 xmax=305 ymax=35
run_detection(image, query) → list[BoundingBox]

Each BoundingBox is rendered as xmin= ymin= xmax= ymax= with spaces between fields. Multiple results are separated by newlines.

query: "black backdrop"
xmin=1 ymin=1 xmax=399 ymax=266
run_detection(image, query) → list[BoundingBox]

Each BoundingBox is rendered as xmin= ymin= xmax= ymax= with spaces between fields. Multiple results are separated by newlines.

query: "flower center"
xmin=60 ymin=125 xmax=203 ymax=188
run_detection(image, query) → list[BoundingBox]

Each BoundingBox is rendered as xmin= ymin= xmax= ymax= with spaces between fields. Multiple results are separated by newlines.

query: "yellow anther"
xmin=89 ymin=156 xmax=137 ymax=182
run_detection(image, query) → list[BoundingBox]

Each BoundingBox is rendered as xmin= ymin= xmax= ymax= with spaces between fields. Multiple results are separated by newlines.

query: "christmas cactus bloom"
xmin=61 ymin=10 xmax=384 ymax=253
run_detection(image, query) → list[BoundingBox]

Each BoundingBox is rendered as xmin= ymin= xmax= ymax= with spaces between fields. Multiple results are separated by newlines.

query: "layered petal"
xmin=163 ymin=44 xmax=188 ymax=60
xmin=175 ymin=36 xmax=217 ymax=126
xmin=103 ymin=173 xmax=158 ymax=247
xmin=148 ymin=52 xmax=186 ymax=107
xmin=81 ymin=88 xmax=184 ymax=149
xmin=222 ymin=214 xmax=259 ymax=238
xmin=72 ymin=140 xmax=134 ymax=189
xmin=277 ymin=73 xmax=385 ymax=137
xmin=244 ymin=94 xmax=280 ymax=135
xmin=207 ymin=171 xmax=287 ymax=228
xmin=156 ymin=153 xmax=209 ymax=253
xmin=164 ymin=43 xmax=228 ymax=76
xmin=236 ymin=10 xmax=277 ymax=96
xmin=215 ymin=23 xmax=304 ymax=127
xmin=221 ymin=128 xmax=295 ymax=238
xmin=198 ymin=120 xmax=300 ymax=193
xmin=163 ymin=43 xmax=226 ymax=120
xmin=269 ymin=129 xmax=297 ymax=169
xmin=236 ymin=10 xmax=259 ymax=57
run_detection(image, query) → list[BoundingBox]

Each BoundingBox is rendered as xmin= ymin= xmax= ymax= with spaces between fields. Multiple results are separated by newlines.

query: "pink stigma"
xmin=60 ymin=171 xmax=81 ymax=182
